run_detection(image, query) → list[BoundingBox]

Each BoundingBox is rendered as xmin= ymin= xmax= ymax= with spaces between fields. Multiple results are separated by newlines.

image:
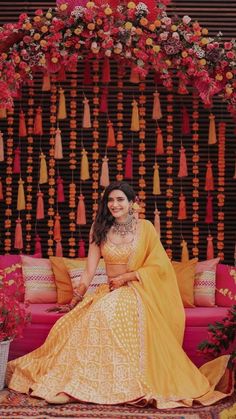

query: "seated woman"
xmin=6 ymin=181 xmax=233 ymax=408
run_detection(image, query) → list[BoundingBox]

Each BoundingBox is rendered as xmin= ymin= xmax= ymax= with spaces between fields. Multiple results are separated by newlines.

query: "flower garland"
xmin=91 ymin=59 xmax=100 ymax=220
xmin=138 ymin=81 xmax=146 ymax=219
xmin=25 ymin=81 xmax=34 ymax=253
xmin=191 ymin=95 xmax=200 ymax=258
xmin=217 ymin=121 xmax=226 ymax=260
xmin=116 ymin=67 xmax=124 ymax=182
xmin=165 ymin=93 xmax=174 ymax=258
xmin=4 ymin=108 xmax=14 ymax=253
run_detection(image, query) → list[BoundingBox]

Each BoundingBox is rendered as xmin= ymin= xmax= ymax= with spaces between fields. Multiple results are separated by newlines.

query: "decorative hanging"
xmin=82 ymin=96 xmax=91 ymax=129
xmin=129 ymin=65 xmax=140 ymax=84
xmin=154 ymin=207 xmax=161 ymax=237
xmin=57 ymin=176 xmax=65 ymax=203
xmin=178 ymin=145 xmax=188 ymax=177
xmin=100 ymin=86 xmax=108 ymax=113
xmin=13 ymin=146 xmax=21 ymax=174
xmin=207 ymin=233 xmax=214 ymax=260
xmin=181 ymin=106 xmax=190 ymax=136
xmin=39 ymin=152 xmax=48 ymax=184
xmin=14 ymin=217 xmax=23 ymax=250
xmin=191 ymin=94 xmax=200 ymax=258
xmin=181 ymin=239 xmax=189 ymax=262
xmin=57 ymin=87 xmax=67 ymax=120
xmin=178 ymin=192 xmax=187 ymax=220
xmin=36 ymin=190 xmax=44 ymax=220
xmin=152 ymin=91 xmax=162 ymax=120
xmin=80 ymin=148 xmax=90 ymax=181
xmin=0 ymin=178 xmax=3 ymax=200
xmin=25 ymin=80 xmax=34 ymax=253
xmin=0 ymin=131 xmax=4 ymax=161
xmin=124 ymin=149 xmax=133 ymax=179
xmin=102 ymin=57 xmax=111 ymax=84
xmin=54 ymin=127 xmax=63 ymax=159
xmin=153 ymin=162 xmax=161 ymax=195
xmin=33 ymin=106 xmax=43 ymax=136
xmin=34 ymin=234 xmax=42 ymax=257
xmin=19 ymin=109 xmax=27 ymax=137
xmin=155 ymin=126 xmax=164 ymax=155
xmin=17 ymin=177 xmax=25 ymax=211
xmin=208 ymin=113 xmax=217 ymax=145
xmin=78 ymin=238 xmax=86 ymax=258
xmin=205 ymin=160 xmax=214 ymax=191
xmin=116 ymin=66 xmax=125 ymax=182
xmin=106 ymin=120 xmax=116 ymax=147
xmin=165 ymin=94 xmax=174 ymax=258
xmin=217 ymin=121 xmax=226 ymax=260
xmin=83 ymin=60 xmax=92 ymax=85
xmin=42 ymin=72 xmax=51 ymax=92
xmin=205 ymin=193 xmax=214 ymax=223
xmin=138 ymin=81 xmax=146 ymax=218
xmin=100 ymin=155 xmax=110 ymax=187
xmin=77 ymin=193 xmax=86 ymax=225
xmin=130 ymin=99 xmax=140 ymax=131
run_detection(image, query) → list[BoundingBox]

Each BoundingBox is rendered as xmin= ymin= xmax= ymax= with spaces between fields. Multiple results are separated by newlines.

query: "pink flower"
xmin=226 ymin=51 xmax=235 ymax=60
xmin=182 ymin=15 xmax=191 ymax=25
xmin=224 ymin=42 xmax=233 ymax=50
xmin=35 ymin=9 xmax=44 ymax=16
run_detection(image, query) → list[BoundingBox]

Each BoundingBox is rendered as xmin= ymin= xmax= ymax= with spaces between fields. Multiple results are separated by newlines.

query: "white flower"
xmin=182 ymin=15 xmax=191 ymax=25
xmin=71 ymin=6 xmax=85 ymax=19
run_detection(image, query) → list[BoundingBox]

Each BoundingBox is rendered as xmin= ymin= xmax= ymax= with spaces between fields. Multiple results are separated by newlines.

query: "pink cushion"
xmin=23 ymin=303 xmax=63 ymax=324
xmin=194 ymin=258 xmax=220 ymax=306
xmin=184 ymin=306 xmax=229 ymax=327
xmin=21 ymin=256 xmax=57 ymax=303
xmin=215 ymin=263 xmax=236 ymax=306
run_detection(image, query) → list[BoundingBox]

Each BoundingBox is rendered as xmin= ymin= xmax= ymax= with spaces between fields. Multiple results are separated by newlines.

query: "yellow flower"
xmin=199 ymin=58 xmax=206 ymax=66
xmin=202 ymin=28 xmax=208 ymax=35
xmin=153 ymin=45 xmax=160 ymax=53
xmin=46 ymin=12 xmax=52 ymax=19
xmin=41 ymin=26 xmax=48 ymax=33
xmin=104 ymin=7 xmax=112 ymax=15
xmin=33 ymin=33 xmax=41 ymax=41
xmin=225 ymin=86 xmax=233 ymax=95
xmin=201 ymin=37 xmax=209 ymax=45
xmin=125 ymin=22 xmax=133 ymax=30
xmin=74 ymin=28 xmax=82 ymax=35
xmin=51 ymin=57 xmax=58 ymax=63
xmin=127 ymin=2 xmax=136 ymax=9
xmin=86 ymin=1 xmax=95 ymax=8
xmin=87 ymin=23 xmax=95 ymax=30
xmin=34 ymin=16 xmax=41 ymax=23
xmin=215 ymin=73 xmax=223 ymax=81
xmin=149 ymin=24 xmax=155 ymax=31
xmin=154 ymin=19 xmax=161 ymax=28
xmin=165 ymin=59 xmax=171 ymax=66
xmin=171 ymin=25 xmax=177 ymax=31
xmin=140 ymin=17 xmax=148 ymax=26
xmin=40 ymin=40 xmax=47 ymax=47
xmin=226 ymin=71 xmax=233 ymax=80
xmin=59 ymin=3 xmax=68 ymax=11
xmin=23 ymin=22 xmax=32 ymax=30
xmin=146 ymin=38 xmax=153 ymax=46
xmin=1 ymin=53 xmax=7 ymax=60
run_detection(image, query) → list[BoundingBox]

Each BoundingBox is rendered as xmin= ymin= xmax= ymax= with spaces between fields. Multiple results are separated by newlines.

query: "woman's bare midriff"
xmin=106 ymin=263 xmax=128 ymax=279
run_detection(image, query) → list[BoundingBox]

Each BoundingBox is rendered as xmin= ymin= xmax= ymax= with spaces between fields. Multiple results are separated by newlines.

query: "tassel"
xmin=0 ymin=107 xmax=7 ymax=119
xmin=34 ymin=234 xmax=42 ymax=257
xmin=152 ymin=91 xmax=162 ymax=120
xmin=80 ymin=148 xmax=90 ymax=181
xmin=13 ymin=146 xmax=21 ymax=174
xmin=82 ymin=96 xmax=91 ymax=128
xmin=205 ymin=160 xmax=214 ymax=191
xmin=178 ymin=193 xmax=187 ymax=220
xmin=34 ymin=106 xmax=43 ymax=136
xmin=83 ymin=60 xmax=92 ymax=85
xmin=155 ymin=126 xmax=164 ymax=155
xmin=153 ymin=162 xmax=161 ymax=195
xmin=207 ymin=234 xmax=214 ymax=260
xmin=106 ymin=120 xmax=116 ymax=147
xmin=17 ymin=178 xmax=25 ymax=211
xmin=19 ymin=110 xmax=27 ymax=137
xmin=178 ymin=145 xmax=188 ymax=177
xmin=77 ymin=194 xmax=86 ymax=225
xmin=131 ymin=99 xmax=140 ymax=131
xmin=181 ymin=239 xmax=189 ymax=262
xmin=100 ymin=155 xmax=110 ymax=187
xmin=181 ymin=107 xmax=190 ymax=135
xmin=124 ymin=149 xmax=133 ymax=179
xmin=100 ymin=87 xmax=108 ymax=113
xmin=0 ymin=131 xmax=4 ymax=161
xmin=42 ymin=72 xmax=51 ymax=91
xmin=57 ymin=87 xmax=67 ymax=120
xmin=154 ymin=208 xmax=161 ymax=237
xmin=39 ymin=152 xmax=48 ymax=184
xmin=54 ymin=213 xmax=61 ymax=242
xmin=56 ymin=241 xmax=63 ymax=257
xmin=0 ymin=178 xmax=3 ymax=200
xmin=102 ymin=58 xmax=111 ymax=84
xmin=205 ymin=193 xmax=214 ymax=223
xmin=178 ymin=79 xmax=189 ymax=95
xmin=57 ymin=65 xmax=66 ymax=82
xmin=130 ymin=66 xmax=140 ymax=83
xmin=54 ymin=127 xmax=63 ymax=159
xmin=36 ymin=191 xmax=44 ymax=220
xmin=14 ymin=218 xmax=23 ymax=250
xmin=78 ymin=238 xmax=86 ymax=258
xmin=208 ymin=113 xmax=217 ymax=145
xmin=57 ymin=176 xmax=65 ymax=202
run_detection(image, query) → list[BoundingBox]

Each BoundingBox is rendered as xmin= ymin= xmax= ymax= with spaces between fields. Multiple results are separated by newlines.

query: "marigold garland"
xmin=91 ymin=60 xmax=100 ymax=220
xmin=217 ymin=121 xmax=226 ymax=260
xmin=191 ymin=95 xmax=200 ymax=258
xmin=4 ymin=108 xmax=14 ymax=253
xmin=116 ymin=66 xmax=124 ymax=182
xmin=25 ymin=81 xmax=34 ymax=253
xmin=138 ymin=81 xmax=146 ymax=219
xmin=165 ymin=93 xmax=174 ymax=259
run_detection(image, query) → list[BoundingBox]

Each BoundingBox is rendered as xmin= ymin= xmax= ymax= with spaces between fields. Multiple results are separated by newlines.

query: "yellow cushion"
xmin=172 ymin=258 xmax=198 ymax=307
xmin=50 ymin=256 xmax=73 ymax=304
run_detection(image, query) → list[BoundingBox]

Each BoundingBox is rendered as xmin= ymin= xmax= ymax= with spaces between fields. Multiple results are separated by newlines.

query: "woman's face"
xmin=107 ymin=189 xmax=131 ymax=222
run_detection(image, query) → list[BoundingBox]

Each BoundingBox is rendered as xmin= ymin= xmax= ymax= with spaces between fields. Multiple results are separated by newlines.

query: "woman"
xmin=6 ymin=182 xmax=233 ymax=408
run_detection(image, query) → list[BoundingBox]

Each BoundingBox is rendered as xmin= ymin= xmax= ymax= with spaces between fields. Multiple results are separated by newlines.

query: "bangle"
xmin=73 ymin=289 xmax=84 ymax=300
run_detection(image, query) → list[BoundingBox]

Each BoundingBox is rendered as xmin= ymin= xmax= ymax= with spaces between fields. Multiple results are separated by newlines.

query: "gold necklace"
xmin=112 ymin=216 xmax=137 ymax=237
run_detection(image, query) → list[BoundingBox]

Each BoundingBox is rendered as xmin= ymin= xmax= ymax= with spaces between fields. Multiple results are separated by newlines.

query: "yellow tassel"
xmin=152 ymin=91 xmax=162 ymax=120
xmin=181 ymin=239 xmax=189 ymax=262
xmin=131 ymin=99 xmax=140 ymax=131
xmin=100 ymin=155 xmax=110 ymax=187
xmin=208 ymin=113 xmax=217 ymax=145
xmin=0 ymin=107 xmax=7 ymax=119
xmin=80 ymin=148 xmax=90 ymax=181
xmin=153 ymin=162 xmax=161 ymax=195
xmin=17 ymin=177 xmax=25 ymax=211
xmin=57 ymin=87 xmax=67 ymax=120
xmin=83 ymin=96 xmax=91 ymax=128
xmin=0 ymin=131 xmax=4 ymax=162
xmin=39 ymin=152 xmax=48 ymax=184
xmin=42 ymin=72 xmax=51 ymax=92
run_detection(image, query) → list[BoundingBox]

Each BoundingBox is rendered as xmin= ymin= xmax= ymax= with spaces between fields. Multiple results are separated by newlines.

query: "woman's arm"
xmin=109 ymin=271 xmax=139 ymax=291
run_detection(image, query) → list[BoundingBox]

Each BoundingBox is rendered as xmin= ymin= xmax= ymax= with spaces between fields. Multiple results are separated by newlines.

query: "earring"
xmin=128 ymin=204 xmax=134 ymax=215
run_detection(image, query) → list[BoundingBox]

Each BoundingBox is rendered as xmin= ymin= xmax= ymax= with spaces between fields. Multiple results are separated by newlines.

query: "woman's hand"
xmin=46 ymin=304 xmax=74 ymax=313
xmin=109 ymin=275 xmax=126 ymax=291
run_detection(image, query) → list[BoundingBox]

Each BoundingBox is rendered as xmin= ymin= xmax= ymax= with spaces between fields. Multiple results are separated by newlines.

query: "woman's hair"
xmin=91 ymin=181 xmax=136 ymax=245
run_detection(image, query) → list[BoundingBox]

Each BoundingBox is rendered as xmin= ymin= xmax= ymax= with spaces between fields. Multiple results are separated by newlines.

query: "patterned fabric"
xmin=194 ymin=258 xmax=220 ymax=306
xmin=21 ymin=256 xmax=57 ymax=304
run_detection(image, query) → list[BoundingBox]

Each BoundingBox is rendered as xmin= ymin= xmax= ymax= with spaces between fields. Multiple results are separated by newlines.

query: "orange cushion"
xmin=50 ymin=256 xmax=73 ymax=304
xmin=172 ymin=258 xmax=198 ymax=307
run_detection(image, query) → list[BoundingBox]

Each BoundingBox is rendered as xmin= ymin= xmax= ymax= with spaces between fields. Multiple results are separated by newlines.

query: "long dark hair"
xmin=92 ymin=181 xmax=136 ymax=245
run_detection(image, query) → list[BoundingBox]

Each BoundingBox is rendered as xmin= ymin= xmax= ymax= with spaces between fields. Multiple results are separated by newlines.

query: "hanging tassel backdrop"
xmin=77 ymin=193 xmax=86 ymax=225
xmin=100 ymin=155 xmax=110 ymax=187
xmin=181 ymin=239 xmax=189 ymax=262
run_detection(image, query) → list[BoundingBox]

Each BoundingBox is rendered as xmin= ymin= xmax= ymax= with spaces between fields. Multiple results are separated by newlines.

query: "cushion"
xmin=215 ymin=263 xmax=236 ymax=307
xmin=50 ymin=256 xmax=73 ymax=304
xmin=172 ymin=259 xmax=198 ymax=307
xmin=194 ymin=257 xmax=220 ymax=307
xmin=21 ymin=255 xmax=57 ymax=303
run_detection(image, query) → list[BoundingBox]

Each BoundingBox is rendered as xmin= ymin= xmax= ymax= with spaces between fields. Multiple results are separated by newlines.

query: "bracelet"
xmin=73 ymin=289 xmax=84 ymax=300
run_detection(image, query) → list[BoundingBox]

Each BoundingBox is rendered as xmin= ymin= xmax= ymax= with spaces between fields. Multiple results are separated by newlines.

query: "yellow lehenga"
xmin=6 ymin=220 xmax=234 ymax=408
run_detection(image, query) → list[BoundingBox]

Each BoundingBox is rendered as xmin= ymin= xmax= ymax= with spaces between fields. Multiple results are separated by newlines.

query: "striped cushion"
xmin=194 ymin=258 xmax=220 ymax=306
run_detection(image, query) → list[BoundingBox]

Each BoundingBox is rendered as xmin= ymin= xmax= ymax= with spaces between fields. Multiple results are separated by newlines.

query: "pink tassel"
xmin=54 ymin=127 xmax=63 ymax=159
xmin=77 ymin=194 xmax=86 ymax=225
xmin=178 ymin=193 xmax=187 ymax=220
xmin=207 ymin=234 xmax=214 ymax=259
xmin=0 ymin=131 xmax=4 ymax=161
xmin=13 ymin=146 xmax=21 ymax=174
xmin=181 ymin=107 xmax=190 ymax=136
xmin=56 ymin=241 xmax=63 ymax=257
xmin=57 ymin=65 xmax=66 ymax=82
xmin=0 ymin=178 xmax=3 ymax=200
xmin=125 ymin=149 xmax=133 ymax=179
xmin=54 ymin=213 xmax=62 ymax=242
xmin=152 ymin=91 xmax=162 ymax=120
xmin=19 ymin=110 xmax=27 ymax=137
xmin=34 ymin=106 xmax=43 ymax=136
xmin=129 ymin=66 xmax=140 ymax=83
xmin=57 ymin=176 xmax=65 ymax=202
xmin=14 ymin=218 xmax=23 ymax=250
xmin=205 ymin=160 xmax=214 ymax=191
xmin=155 ymin=126 xmax=164 ymax=155
xmin=205 ymin=193 xmax=214 ymax=223
xmin=100 ymin=87 xmax=108 ymax=113
xmin=34 ymin=234 xmax=42 ymax=257
xmin=83 ymin=60 xmax=92 ymax=85
xmin=178 ymin=145 xmax=188 ymax=177
xmin=102 ymin=58 xmax=110 ymax=84
xmin=106 ymin=120 xmax=116 ymax=147
xmin=100 ymin=155 xmax=110 ymax=187
xmin=78 ymin=238 xmax=86 ymax=258
xmin=154 ymin=208 xmax=161 ymax=237
xmin=36 ymin=191 xmax=44 ymax=220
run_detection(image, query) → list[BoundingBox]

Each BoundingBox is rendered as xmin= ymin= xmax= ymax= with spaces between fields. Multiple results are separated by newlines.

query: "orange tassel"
xmin=102 ymin=57 xmax=111 ymax=84
xmin=17 ymin=178 xmax=25 ymax=211
xmin=82 ymin=96 xmax=91 ymax=128
xmin=77 ymin=194 xmax=86 ymax=225
xmin=57 ymin=87 xmax=67 ymax=120
xmin=154 ymin=208 xmax=161 ymax=237
xmin=80 ymin=148 xmax=90 ymax=181
xmin=153 ymin=162 xmax=161 ymax=195
xmin=131 ymin=99 xmax=140 ymax=131
xmin=54 ymin=213 xmax=62 ymax=242
xmin=152 ymin=91 xmax=162 ymax=120
xmin=0 ymin=131 xmax=4 ymax=161
xmin=39 ymin=152 xmax=48 ymax=184
xmin=178 ymin=193 xmax=187 ymax=220
xmin=54 ymin=127 xmax=63 ymax=159
xmin=56 ymin=240 xmax=63 ymax=257
xmin=207 ymin=234 xmax=214 ymax=259
xmin=208 ymin=113 xmax=217 ymax=145
xmin=155 ymin=126 xmax=164 ymax=155
xmin=19 ymin=110 xmax=27 ymax=137
xmin=0 ymin=177 xmax=3 ymax=200
xmin=36 ymin=191 xmax=44 ymax=220
xmin=106 ymin=120 xmax=116 ymax=147
xmin=130 ymin=66 xmax=140 ymax=83
xmin=42 ymin=72 xmax=51 ymax=91
xmin=181 ymin=239 xmax=189 ymax=262
xmin=14 ymin=218 xmax=23 ymax=250
xmin=34 ymin=106 xmax=43 ymax=136
xmin=178 ymin=145 xmax=188 ymax=177
xmin=0 ymin=107 xmax=7 ymax=119
xmin=205 ymin=160 xmax=214 ymax=191
xmin=100 ymin=155 xmax=110 ymax=187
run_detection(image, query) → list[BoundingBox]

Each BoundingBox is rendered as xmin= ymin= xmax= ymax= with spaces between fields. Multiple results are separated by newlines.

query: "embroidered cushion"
xmin=21 ymin=256 xmax=57 ymax=303
xmin=194 ymin=258 xmax=220 ymax=307
xmin=172 ymin=259 xmax=198 ymax=307
xmin=49 ymin=256 xmax=73 ymax=304
xmin=215 ymin=263 xmax=236 ymax=307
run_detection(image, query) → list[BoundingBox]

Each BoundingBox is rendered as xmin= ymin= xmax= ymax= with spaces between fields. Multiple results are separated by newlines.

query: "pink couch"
xmin=8 ymin=303 xmax=231 ymax=367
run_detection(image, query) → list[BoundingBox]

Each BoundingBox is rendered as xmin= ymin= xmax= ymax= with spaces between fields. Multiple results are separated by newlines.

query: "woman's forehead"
xmin=108 ymin=190 xmax=127 ymax=199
